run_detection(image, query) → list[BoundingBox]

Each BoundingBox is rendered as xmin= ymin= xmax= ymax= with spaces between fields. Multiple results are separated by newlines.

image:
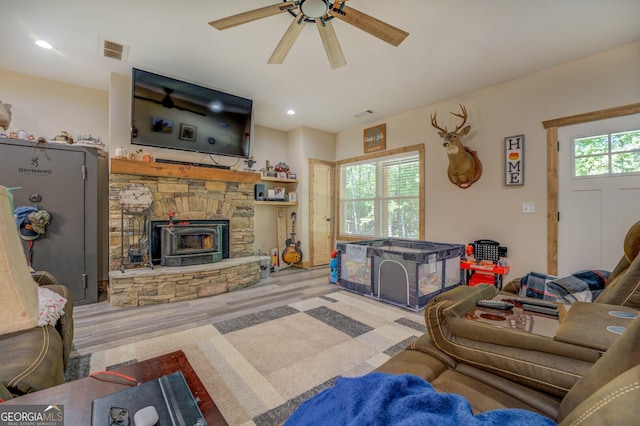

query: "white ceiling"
xmin=1 ymin=0 xmax=639 ymax=134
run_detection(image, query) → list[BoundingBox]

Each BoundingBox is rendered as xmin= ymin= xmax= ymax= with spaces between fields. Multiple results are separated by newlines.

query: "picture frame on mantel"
xmin=363 ymin=124 xmax=386 ymax=153
xmin=504 ymin=134 xmax=525 ymax=186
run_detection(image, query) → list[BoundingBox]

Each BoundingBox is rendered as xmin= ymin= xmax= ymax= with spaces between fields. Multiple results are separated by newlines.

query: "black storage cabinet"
xmin=0 ymin=138 xmax=108 ymax=304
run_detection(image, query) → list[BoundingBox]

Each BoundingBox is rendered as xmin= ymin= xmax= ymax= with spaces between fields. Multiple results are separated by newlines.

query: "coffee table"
xmin=1 ymin=350 xmax=227 ymax=425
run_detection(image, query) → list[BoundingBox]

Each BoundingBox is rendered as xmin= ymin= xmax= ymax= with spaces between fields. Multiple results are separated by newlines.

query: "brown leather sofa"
xmin=376 ymin=284 xmax=639 ymax=424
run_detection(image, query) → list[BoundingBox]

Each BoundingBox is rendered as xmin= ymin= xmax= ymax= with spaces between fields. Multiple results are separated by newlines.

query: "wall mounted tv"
xmin=131 ymin=68 xmax=253 ymax=159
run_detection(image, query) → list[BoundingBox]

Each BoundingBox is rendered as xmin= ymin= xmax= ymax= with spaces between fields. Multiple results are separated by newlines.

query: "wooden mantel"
xmin=110 ymin=158 xmax=261 ymax=183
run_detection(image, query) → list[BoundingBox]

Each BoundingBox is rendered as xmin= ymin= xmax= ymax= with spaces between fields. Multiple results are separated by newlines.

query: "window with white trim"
xmin=338 ymin=147 xmax=423 ymax=240
xmin=573 ymin=129 xmax=640 ymax=177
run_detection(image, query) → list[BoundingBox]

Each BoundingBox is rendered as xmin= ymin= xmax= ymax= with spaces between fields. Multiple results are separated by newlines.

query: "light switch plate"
xmin=522 ymin=202 xmax=535 ymax=213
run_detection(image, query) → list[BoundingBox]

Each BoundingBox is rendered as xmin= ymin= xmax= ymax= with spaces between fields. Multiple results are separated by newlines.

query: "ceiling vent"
xmin=354 ymin=110 xmax=375 ymax=119
xmin=102 ymin=39 xmax=128 ymax=61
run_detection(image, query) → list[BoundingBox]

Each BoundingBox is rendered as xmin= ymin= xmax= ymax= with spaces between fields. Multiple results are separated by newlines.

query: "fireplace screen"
xmin=160 ymin=224 xmax=224 ymax=266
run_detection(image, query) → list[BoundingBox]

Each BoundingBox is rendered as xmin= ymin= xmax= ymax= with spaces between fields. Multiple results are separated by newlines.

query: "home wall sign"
xmin=504 ymin=134 xmax=525 ymax=186
xmin=363 ymin=124 xmax=386 ymax=153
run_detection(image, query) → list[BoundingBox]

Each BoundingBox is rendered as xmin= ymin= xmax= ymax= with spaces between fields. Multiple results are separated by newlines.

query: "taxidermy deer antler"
xmin=431 ymin=104 xmax=482 ymax=189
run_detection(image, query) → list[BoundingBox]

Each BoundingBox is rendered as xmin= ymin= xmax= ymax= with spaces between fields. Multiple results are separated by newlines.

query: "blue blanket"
xmin=285 ymin=373 xmax=555 ymax=425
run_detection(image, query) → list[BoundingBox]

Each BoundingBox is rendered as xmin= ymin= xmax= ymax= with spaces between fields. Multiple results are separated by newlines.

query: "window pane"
xmin=575 ymin=135 xmax=608 ymax=156
xmin=342 ymin=200 xmax=375 ymax=236
xmin=383 ymin=160 xmax=420 ymax=196
xmin=344 ymin=164 xmax=376 ymax=198
xmin=611 ymin=130 xmax=640 ymax=152
xmin=385 ymin=199 xmax=419 ymax=238
xmin=612 ymin=151 xmax=640 ymax=174
xmin=575 ymin=155 xmax=609 ymax=176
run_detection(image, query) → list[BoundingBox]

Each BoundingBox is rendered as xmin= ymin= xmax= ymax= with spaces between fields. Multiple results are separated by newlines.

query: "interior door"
xmin=309 ymin=160 xmax=335 ymax=266
xmin=558 ymin=114 xmax=640 ymax=275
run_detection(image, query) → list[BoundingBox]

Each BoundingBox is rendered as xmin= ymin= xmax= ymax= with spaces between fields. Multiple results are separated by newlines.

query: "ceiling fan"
xmin=209 ymin=0 xmax=409 ymax=69
xmin=134 ymin=88 xmax=206 ymax=116
xmin=161 ymin=88 xmax=175 ymax=108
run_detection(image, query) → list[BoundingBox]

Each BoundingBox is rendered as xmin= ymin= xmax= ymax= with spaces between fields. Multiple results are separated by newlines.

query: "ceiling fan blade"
xmin=269 ymin=14 xmax=306 ymax=64
xmin=209 ymin=2 xmax=297 ymax=30
xmin=331 ymin=4 xmax=409 ymax=46
xmin=316 ymin=19 xmax=346 ymax=69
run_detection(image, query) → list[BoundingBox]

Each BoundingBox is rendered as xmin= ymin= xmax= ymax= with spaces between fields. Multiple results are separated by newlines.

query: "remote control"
xmin=476 ymin=299 xmax=514 ymax=310
xmin=522 ymin=304 xmax=559 ymax=317
xmin=514 ymin=298 xmax=558 ymax=309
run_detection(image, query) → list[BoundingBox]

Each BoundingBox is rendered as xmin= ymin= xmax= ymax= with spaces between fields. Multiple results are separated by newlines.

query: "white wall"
xmin=252 ymin=125 xmax=336 ymax=261
xmin=336 ymin=40 xmax=640 ymax=279
xmin=0 ymin=68 xmax=108 ymax=142
xmin=253 ymin=126 xmax=290 ymax=254
xmin=292 ymin=126 xmax=336 ymax=261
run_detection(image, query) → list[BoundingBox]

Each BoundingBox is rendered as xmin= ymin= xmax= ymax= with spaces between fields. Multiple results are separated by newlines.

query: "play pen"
xmin=335 ymin=239 xmax=465 ymax=311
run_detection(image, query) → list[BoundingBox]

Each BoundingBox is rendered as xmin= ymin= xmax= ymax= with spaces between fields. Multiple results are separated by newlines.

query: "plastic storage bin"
xmin=336 ymin=239 xmax=465 ymax=311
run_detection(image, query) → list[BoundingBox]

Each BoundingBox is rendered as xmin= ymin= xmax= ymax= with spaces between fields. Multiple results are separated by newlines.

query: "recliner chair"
xmin=376 ymin=284 xmax=639 ymax=424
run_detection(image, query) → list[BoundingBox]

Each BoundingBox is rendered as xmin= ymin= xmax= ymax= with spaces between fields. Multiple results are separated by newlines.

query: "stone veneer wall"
xmin=108 ymin=161 xmax=261 ymax=306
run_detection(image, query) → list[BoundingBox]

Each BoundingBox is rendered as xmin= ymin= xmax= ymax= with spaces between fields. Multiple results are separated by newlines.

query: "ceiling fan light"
xmin=210 ymin=101 xmax=223 ymax=112
xmin=300 ymin=0 xmax=329 ymax=19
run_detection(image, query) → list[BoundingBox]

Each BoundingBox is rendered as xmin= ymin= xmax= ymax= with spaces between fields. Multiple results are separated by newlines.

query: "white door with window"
xmin=558 ymin=114 xmax=640 ymax=276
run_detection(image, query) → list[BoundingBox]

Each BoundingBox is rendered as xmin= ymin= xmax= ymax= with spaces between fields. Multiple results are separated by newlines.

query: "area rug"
xmin=65 ymin=290 xmax=427 ymax=425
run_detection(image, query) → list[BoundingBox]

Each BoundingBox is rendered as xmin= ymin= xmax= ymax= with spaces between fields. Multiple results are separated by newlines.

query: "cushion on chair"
xmin=39 ymin=283 xmax=74 ymax=370
xmin=37 ymin=286 xmax=67 ymax=327
xmin=0 ymin=186 xmax=39 ymax=335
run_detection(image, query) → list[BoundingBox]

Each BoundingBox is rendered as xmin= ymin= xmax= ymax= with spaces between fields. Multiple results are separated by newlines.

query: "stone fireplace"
xmin=108 ymin=159 xmax=262 ymax=306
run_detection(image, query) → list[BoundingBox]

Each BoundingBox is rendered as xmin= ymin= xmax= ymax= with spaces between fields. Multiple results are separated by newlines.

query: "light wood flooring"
xmin=71 ymin=267 xmax=339 ymax=355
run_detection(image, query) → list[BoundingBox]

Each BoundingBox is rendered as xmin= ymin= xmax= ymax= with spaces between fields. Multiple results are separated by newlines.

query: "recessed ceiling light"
xmin=35 ymin=40 xmax=53 ymax=49
xmin=287 ymin=109 xmax=295 ymax=115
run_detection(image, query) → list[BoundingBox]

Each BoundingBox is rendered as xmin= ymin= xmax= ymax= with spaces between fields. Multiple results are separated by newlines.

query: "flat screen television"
xmin=131 ymin=68 xmax=253 ymax=159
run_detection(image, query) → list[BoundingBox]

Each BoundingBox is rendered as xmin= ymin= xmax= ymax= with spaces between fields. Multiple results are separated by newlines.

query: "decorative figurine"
xmin=274 ymin=162 xmax=289 ymax=173
xmin=0 ymin=99 xmax=12 ymax=131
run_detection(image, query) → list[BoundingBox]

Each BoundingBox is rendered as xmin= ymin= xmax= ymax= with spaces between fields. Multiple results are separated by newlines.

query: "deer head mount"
xmin=431 ymin=104 xmax=482 ymax=189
